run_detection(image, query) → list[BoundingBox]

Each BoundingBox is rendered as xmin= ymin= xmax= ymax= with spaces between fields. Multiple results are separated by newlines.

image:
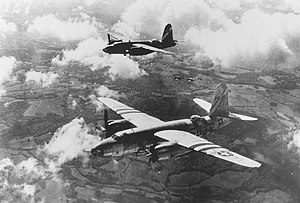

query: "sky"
xmin=3 ymin=0 xmax=300 ymax=71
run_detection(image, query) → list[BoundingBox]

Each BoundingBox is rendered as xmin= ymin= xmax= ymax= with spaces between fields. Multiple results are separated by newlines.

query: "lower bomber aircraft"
xmin=102 ymin=24 xmax=177 ymax=56
xmin=91 ymin=83 xmax=261 ymax=168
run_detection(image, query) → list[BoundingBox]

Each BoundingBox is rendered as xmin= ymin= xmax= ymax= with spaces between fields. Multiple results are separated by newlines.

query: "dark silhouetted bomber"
xmin=103 ymin=24 xmax=177 ymax=56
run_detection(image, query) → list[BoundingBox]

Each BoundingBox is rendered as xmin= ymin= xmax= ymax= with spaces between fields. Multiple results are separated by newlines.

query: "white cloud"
xmin=0 ymin=117 xmax=102 ymax=200
xmin=90 ymin=95 xmax=105 ymax=112
xmin=52 ymin=37 xmax=107 ymax=69
xmin=206 ymin=0 xmax=241 ymax=11
xmin=53 ymin=37 xmax=147 ymax=80
xmin=0 ymin=56 xmax=18 ymax=95
xmin=27 ymin=14 xmax=99 ymax=41
xmin=185 ymin=9 xmax=300 ymax=68
xmin=18 ymin=183 xmax=36 ymax=198
xmin=112 ymin=0 xmax=232 ymax=39
xmin=288 ymin=129 xmax=300 ymax=154
xmin=84 ymin=0 xmax=99 ymax=6
xmin=89 ymin=85 xmax=125 ymax=112
xmin=25 ymin=70 xmax=59 ymax=87
xmin=0 ymin=158 xmax=14 ymax=172
xmin=14 ymin=157 xmax=47 ymax=180
xmin=0 ymin=56 xmax=17 ymax=84
xmin=0 ymin=17 xmax=17 ymax=37
xmin=106 ymin=55 xmax=147 ymax=80
xmin=0 ymin=158 xmax=41 ymax=201
xmin=113 ymin=0 xmax=300 ymax=69
xmin=42 ymin=118 xmax=101 ymax=165
xmin=96 ymin=85 xmax=121 ymax=98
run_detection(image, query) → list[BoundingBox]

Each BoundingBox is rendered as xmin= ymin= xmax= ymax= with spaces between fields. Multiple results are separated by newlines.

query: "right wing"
xmin=155 ymin=130 xmax=261 ymax=168
xmin=133 ymin=43 xmax=175 ymax=55
xmin=98 ymin=97 xmax=165 ymax=128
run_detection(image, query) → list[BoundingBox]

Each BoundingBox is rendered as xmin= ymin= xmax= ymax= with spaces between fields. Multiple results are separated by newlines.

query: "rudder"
xmin=161 ymin=24 xmax=176 ymax=47
xmin=108 ymin=34 xmax=122 ymax=45
xmin=209 ymin=83 xmax=229 ymax=118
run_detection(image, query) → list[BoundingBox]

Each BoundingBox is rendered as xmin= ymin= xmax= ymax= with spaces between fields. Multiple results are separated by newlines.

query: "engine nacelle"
xmin=106 ymin=119 xmax=134 ymax=137
xmin=190 ymin=115 xmax=231 ymax=135
xmin=151 ymin=39 xmax=160 ymax=45
xmin=190 ymin=115 xmax=209 ymax=136
xmin=107 ymin=119 xmax=129 ymax=126
xmin=155 ymin=141 xmax=177 ymax=150
xmin=148 ymin=144 xmax=183 ymax=163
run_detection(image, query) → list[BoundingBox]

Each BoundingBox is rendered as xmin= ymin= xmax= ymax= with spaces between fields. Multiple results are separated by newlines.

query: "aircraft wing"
xmin=133 ymin=43 xmax=175 ymax=55
xmin=98 ymin=97 xmax=165 ymax=128
xmin=154 ymin=130 xmax=261 ymax=168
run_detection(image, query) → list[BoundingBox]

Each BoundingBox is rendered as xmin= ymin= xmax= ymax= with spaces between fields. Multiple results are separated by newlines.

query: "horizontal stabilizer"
xmin=193 ymin=98 xmax=211 ymax=114
xmin=229 ymin=112 xmax=257 ymax=121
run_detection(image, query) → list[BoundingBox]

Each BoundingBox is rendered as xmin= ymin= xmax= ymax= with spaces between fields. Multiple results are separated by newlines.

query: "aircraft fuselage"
xmin=91 ymin=116 xmax=230 ymax=161
xmin=102 ymin=40 xmax=174 ymax=56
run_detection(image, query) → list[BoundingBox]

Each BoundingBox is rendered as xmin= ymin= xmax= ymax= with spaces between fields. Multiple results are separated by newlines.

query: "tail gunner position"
xmin=91 ymin=84 xmax=261 ymax=168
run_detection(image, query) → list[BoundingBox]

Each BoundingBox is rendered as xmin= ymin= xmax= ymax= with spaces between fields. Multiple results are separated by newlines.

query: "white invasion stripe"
xmin=188 ymin=141 xmax=214 ymax=148
xmin=194 ymin=144 xmax=222 ymax=151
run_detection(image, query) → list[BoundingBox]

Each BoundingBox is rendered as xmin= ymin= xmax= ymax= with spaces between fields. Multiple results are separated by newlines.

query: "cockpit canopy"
xmin=151 ymin=39 xmax=160 ymax=45
xmin=110 ymin=128 xmax=135 ymax=141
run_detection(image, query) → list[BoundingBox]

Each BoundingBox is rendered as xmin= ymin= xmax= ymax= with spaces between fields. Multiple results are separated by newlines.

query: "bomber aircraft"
xmin=102 ymin=24 xmax=177 ymax=56
xmin=91 ymin=84 xmax=261 ymax=168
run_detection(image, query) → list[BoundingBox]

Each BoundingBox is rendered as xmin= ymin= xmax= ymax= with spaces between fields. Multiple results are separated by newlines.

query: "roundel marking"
xmin=217 ymin=150 xmax=234 ymax=157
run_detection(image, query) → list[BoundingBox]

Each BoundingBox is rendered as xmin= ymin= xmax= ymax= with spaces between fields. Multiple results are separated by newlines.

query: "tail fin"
xmin=209 ymin=83 xmax=229 ymax=118
xmin=194 ymin=83 xmax=258 ymax=121
xmin=107 ymin=34 xmax=122 ymax=45
xmin=161 ymin=24 xmax=176 ymax=48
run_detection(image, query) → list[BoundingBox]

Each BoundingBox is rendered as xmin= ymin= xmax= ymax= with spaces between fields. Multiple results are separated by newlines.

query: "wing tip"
xmin=245 ymin=161 xmax=262 ymax=168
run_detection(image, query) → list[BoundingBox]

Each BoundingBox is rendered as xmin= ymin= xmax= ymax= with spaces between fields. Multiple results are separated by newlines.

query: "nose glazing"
xmin=103 ymin=47 xmax=108 ymax=53
xmin=91 ymin=147 xmax=104 ymax=156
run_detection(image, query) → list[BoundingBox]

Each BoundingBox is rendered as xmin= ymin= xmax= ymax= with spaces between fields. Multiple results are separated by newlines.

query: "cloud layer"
xmin=185 ymin=9 xmax=300 ymax=68
xmin=0 ymin=56 xmax=18 ymax=95
xmin=288 ymin=129 xmax=300 ymax=155
xmin=27 ymin=14 xmax=100 ymax=41
xmin=52 ymin=37 xmax=107 ymax=69
xmin=25 ymin=70 xmax=59 ymax=87
xmin=0 ymin=17 xmax=17 ymax=37
xmin=0 ymin=118 xmax=101 ymax=200
xmin=112 ymin=0 xmax=300 ymax=69
xmin=42 ymin=117 xmax=101 ymax=165
xmin=52 ymin=37 xmax=147 ymax=80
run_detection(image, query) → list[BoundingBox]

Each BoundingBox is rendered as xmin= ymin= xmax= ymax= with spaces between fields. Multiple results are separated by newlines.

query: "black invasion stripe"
xmin=189 ymin=142 xmax=214 ymax=149
xmin=118 ymin=110 xmax=141 ymax=115
xmin=199 ymin=146 xmax=223 ymax=152
xmin=115 ymin=107 xmax=135 ymax=112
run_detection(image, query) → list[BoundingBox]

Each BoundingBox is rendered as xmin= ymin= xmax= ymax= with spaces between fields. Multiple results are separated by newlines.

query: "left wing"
xmin=155 ymin=130 xmax=261 ymax=168
xmin=133 ymin=43 xmax=175 ymax=55
xmin=98 ymin=97 xmax=164 ymax=128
